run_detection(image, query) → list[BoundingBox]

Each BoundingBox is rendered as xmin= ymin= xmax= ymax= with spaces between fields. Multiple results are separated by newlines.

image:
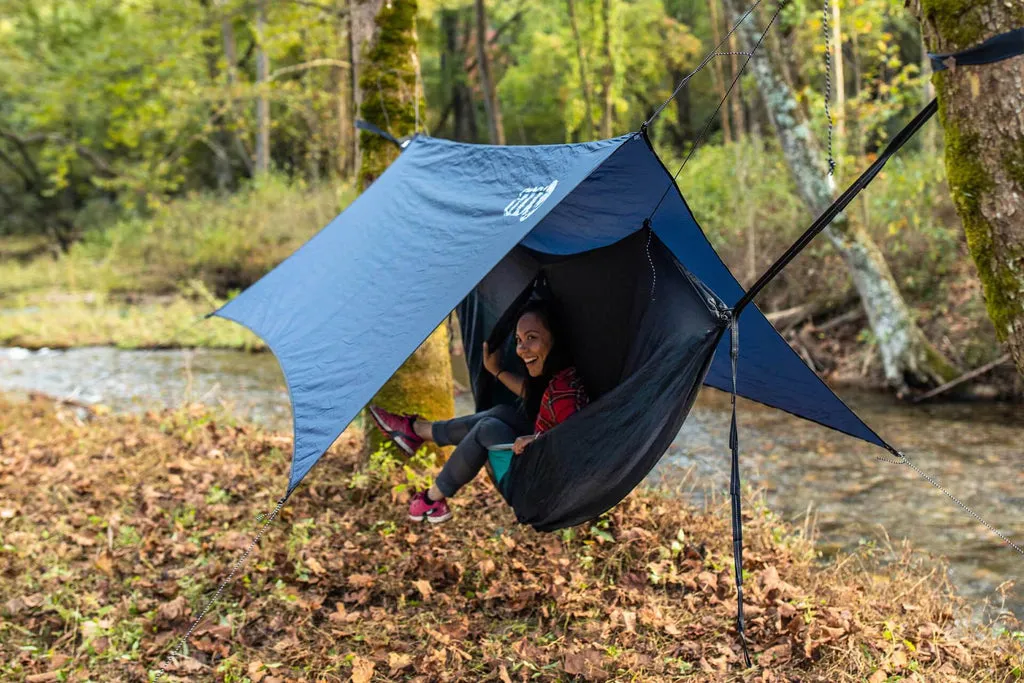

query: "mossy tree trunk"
xmin=913 ymin=0 xmax=1024 ymax=378
xmin=728 ymin=0 xmax=958 ymax=392
xmin=352 ymin=0 xmax=455 ymax=446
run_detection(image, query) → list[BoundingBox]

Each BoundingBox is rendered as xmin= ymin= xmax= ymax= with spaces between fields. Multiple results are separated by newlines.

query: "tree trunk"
xmin=707 ymin=0 xmax=732 ymax=143
xmin=565 ymin=0 xmax=595 ymax=140
xmin=598 ymin=0 xmax=615 ymax=138
xmin=728 ymin=31 xmax=745 ymax=139
xmin=831 ymin=0 xmax=845 ymax=148
xmin=254 ymin=0 xmax=270 ymax=175
xmin=336 ymin=0 xmax=355 ymax=178
xmin=913 ymin=0 xmax=1024 ymax=378
xmin=475 ymin=0 xmax=505 ymax=144
xmin=727 ymin=0 xmax=957 ymax=391
xmin=351 ymin=0 xmax=455 ymax=439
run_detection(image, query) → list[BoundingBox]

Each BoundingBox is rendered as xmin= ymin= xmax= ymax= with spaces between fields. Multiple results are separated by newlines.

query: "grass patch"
xmin=0 ymin=175 xmax=354 ymax=300
xmin=1 ymin=394 xmax=1021 ymax=681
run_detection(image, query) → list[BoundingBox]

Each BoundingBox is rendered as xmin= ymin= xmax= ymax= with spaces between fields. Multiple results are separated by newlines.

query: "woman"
xmin=369 ymin=299 xmax=589 ymax=523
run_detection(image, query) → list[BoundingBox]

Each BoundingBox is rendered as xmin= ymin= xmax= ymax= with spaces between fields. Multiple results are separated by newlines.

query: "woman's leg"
xmin=432 ymin=415 xmax=524 ymax=500
xmin=428 ymin=404 xmax=525 ymax=447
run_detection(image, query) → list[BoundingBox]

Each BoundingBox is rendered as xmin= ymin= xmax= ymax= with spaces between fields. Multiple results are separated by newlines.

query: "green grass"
xmin=0 ymin=174 xmax=355 ymax=300
xmin=0 ymin=175 xmax=353 ymax=349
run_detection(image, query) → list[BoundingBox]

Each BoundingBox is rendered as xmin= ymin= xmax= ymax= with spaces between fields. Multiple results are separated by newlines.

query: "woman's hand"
xmin=482 ymin=341 xmax=501 ymax=377
xmin=512 ymin=435 xmax=536 ymax=455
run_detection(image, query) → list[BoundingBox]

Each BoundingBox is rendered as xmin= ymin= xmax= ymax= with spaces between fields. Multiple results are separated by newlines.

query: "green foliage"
xmin=0 ymin=174 xmax=352 ymax=297
xmin=0 ymin=0 xmax=350 ymax=240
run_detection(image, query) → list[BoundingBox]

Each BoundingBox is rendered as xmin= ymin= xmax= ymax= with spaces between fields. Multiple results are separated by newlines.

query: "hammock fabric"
xmin=462 ymin=229 xmax=727 ymax=530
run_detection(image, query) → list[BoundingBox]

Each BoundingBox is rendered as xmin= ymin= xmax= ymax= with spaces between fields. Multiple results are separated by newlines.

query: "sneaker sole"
xmin=368 ymin=406 xmax=416 ymax=456
xmin=407 ymin=511 xmax=452 ymax=524
xmin=426 ymin=511 xmax=452 ymax=524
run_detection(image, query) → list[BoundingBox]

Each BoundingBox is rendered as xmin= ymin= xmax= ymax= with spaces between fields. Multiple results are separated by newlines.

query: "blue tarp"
xmin=214 ymin=132 xmax=890 ymax=494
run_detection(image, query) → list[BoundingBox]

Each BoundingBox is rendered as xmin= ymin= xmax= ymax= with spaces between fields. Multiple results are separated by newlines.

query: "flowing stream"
xmin=2 ymin=345 xmax=1022 ymax=620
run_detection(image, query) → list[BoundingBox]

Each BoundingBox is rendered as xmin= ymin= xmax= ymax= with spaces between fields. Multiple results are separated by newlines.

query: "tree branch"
xmin=280 ymin=0 xmax=348 ymax=15
xmin=0 ymin=145 xmax=37 ymax=190
xmin=269 ymin=58 xmax=351 ymax=81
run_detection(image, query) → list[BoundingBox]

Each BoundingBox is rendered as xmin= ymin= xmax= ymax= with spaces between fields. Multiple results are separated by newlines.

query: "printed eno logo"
xmin=504 ymin=180 xmax=558 ymax=222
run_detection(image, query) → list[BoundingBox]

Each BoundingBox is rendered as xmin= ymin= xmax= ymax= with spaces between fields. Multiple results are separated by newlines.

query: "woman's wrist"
xmin=494 ymin=369 xmax=504 ymax=381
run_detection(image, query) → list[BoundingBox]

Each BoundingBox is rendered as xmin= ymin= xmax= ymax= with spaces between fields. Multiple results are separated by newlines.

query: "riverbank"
xmin=1 ymin=394 xmax=1021 ymax=681
xmin=2 ymin=149 xmax=1021 ymax=397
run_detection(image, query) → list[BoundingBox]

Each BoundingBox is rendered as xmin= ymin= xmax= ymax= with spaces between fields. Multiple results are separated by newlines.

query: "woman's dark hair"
xmin=516 ymin=298 xmax=572 ymax=419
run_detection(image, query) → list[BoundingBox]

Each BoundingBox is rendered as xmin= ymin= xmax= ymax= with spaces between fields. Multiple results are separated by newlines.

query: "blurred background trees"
xmin=1 ymin=0 xmax=1019 ymax=389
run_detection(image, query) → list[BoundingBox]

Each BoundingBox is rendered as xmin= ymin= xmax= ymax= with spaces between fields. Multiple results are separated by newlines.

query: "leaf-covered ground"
xmin=1 ymin=394 xmax=1022 ymax=682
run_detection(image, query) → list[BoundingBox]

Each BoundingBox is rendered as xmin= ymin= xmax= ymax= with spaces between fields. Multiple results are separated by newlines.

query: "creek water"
xmin=2 ymin=345 xmax=1022 ymax=620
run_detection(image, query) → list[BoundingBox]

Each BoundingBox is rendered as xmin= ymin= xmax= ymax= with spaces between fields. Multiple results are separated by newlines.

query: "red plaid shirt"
xmin=534 ymin=367 xmax=590 ymax=434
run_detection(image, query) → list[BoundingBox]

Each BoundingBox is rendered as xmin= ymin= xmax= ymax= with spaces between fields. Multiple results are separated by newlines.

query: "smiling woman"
xmin=368 ymin=298 xmax=589 ymax=524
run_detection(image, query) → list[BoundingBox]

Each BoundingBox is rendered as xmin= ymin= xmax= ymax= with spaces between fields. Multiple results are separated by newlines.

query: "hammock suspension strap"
xmin=728 ymin=313 xmax=752 ymax=668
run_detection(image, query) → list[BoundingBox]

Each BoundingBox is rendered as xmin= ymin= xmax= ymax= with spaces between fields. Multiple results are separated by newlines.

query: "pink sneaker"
xmin=368 ymin=405 xmax=424 ymax=456
xmin=408 ymin=490 xmax=452 ymax=524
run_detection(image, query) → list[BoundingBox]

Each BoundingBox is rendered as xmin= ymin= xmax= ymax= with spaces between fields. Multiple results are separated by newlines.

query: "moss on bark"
xmin=919 ymin=0 xmax=986 ymax=48
xmin=371 ymin=323 xmax=454 ymax=420
xmin=928 ymin=21 xmax=1024 ymax=355
xmin=357 ymin=0 xmax=422 ymax=189
xmin=356 ymin=0 xmax=455 ymax=450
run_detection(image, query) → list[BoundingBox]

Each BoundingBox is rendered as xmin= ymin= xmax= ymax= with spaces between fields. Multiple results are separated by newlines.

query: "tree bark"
xmin=351 ymin=0 xmax=455 ymax=438
xmin=598 ymin=0 xmax=615 ymax=138
xmin=726 ymin=0 xmax=957 ymax=391
xmin=475 ymin=0 xmax=505 ymax=144
xmin=215 ymin=0 xmax=254 ymax=177
xmin=336 ymin=0 xmax=355 ymax=177
xmin=707 ymin=0 xmax=732 ymax=143
xmin=912 ymin=0 xmax=1024 ymax=378
xmin=831 ymin=0 xmax=845 ymax=148
xmin=254 ymin=0 xmax=271 ymax=175
xmin=728 ymin=31 xmax=745 ymax=139
xmin=565 ymin=0 xmax=595 ymax=140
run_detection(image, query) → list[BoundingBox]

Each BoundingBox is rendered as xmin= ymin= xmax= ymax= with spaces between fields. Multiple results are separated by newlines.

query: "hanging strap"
xmin=733 ymin=98 xmax=938 ymax=315
xmin=355 ymin=119 xmax=413 ymax=150
xmin=929 ymin=27 xmax=1024 ymax=72
xmin=728 ymin=313 xmax=752 ymax=668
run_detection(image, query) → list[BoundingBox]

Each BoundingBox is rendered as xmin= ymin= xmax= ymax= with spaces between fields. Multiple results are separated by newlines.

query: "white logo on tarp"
xmin=504 ymin=180 xmax=558 ymax=222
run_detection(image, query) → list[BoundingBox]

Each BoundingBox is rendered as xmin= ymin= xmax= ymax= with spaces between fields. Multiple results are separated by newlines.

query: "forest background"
xmin=6 ymin=2 xmax=1024 ymax=680
xmin=0 ymin=0 xmax=1020 ymax=401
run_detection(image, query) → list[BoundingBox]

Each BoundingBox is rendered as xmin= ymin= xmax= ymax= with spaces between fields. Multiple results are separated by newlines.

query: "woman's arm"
xmin=494 ymin=368 xmax=525 ymax=398
xmin=483 ymin=341 xmax=525 ymax=397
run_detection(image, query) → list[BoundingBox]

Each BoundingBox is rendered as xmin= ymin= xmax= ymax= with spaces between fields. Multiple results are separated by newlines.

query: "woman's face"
xmin=515 ymin=312 xmax=553 ymax=378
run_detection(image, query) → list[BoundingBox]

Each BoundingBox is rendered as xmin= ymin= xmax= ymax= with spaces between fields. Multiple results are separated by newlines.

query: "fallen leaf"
xmin=348 ymin=573 xmax=376 ymax=589
xmin=25 ymin=673 xmax=59 ymax=683
xmin=351 ymin=655 xmax=375 ymax=683
xmin=388 ymin=652 xmax=413 ymax=674
xmin=305 ymin=555 xmax=327 ymax=575
xmin=95 ymin=552 xmax=115 ymax=577
xmin=621 ymin=610 xmax=636 ymax=633
xmin=890 ymin=649 xmax=908 ymax=669
xmin=413 ymin=579 xmax=432 ymax=600
xmin=868 ymin=669 xmax=887 ymax=683
xmin=247 ymin=660 xmax=266 ymax=683
xmin=499 ymin=665 xmax=513 ymax=683
xmin=158 ymin=596 xmax=189 ymax=623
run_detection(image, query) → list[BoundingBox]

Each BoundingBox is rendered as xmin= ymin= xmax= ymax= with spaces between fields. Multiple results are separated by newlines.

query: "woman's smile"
xmin=515 ymin=312 xmax=552 ymax=377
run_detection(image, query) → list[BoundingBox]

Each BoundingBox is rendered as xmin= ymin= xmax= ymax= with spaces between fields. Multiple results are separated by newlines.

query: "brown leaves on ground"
xmin=1 ymin=394 xmax=1022 ymax=681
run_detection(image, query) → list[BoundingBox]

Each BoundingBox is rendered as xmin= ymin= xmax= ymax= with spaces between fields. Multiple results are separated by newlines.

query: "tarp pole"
xmin=733 ymin=98 xmax=938 ymax=316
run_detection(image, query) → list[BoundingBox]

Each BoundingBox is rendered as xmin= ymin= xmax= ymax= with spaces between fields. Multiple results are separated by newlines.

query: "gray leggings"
xmin=432 ymin=404 xmax=533 ymax=498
